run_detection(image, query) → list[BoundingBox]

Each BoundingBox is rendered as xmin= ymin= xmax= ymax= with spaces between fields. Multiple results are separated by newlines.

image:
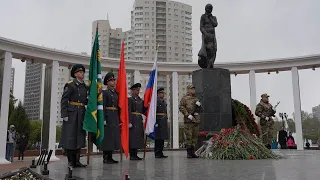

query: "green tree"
xmin=8 ymin=101 xmax=30 ymax=137
xmin=29 ymin=120 xmax=42 ymax=146
xmin=286 ymin=119 xmax=296 ymax=133
xmin=9 ymin=90 xmax=17 ymax=119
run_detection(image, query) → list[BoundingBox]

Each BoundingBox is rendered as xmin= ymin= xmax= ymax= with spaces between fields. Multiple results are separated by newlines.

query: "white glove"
xmin=196 ymin=101 xmax=201 ymax=106
xmin=104 ymin=121 xmax=107 ymax=125
xmin=129 ymin=123 xmax=133 ymax=128
xmin=194 ymin=113 xmax=199 ymax=116
xmin=155 ymin=124 xmax=158 ymax=127
xmin=265 ymin=117 xmax=269 ymax=121
xmin=85 ymin=105 xmax=87 ymax=110
xmin=63 ymin=117 xmax=68 ymax=122
xmin=272 ymin=107 xmax=276 ymax=112
xmin=188 ymin=115 xmax=193 ymax=120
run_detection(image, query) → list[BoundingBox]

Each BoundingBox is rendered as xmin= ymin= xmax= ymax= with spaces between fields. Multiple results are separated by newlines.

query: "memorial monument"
xmin=193 ymin=4 xmax=233 ymax=141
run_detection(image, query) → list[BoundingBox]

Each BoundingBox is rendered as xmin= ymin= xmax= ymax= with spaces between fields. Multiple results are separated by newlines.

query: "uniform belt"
xmin=69 ymin=101 xmax=85 ymax=107
xmin=156 ymin=113 xmax=167 ymax=116
xmin=105 ymin=107 xmax=118 ymax=111
xmin=131 ymin=112 xmax=142 ymax=116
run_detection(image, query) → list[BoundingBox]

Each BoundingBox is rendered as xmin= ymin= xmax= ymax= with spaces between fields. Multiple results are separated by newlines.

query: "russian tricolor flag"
xmin=144 ymin=58 xmax=158 ymax=140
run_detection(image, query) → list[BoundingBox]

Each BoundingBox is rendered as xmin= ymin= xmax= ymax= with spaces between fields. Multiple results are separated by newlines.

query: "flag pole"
xmin=87 ymin=133 xmax=91 ymax=165
xmin=143 ymin=135 xmax=147 ymax=159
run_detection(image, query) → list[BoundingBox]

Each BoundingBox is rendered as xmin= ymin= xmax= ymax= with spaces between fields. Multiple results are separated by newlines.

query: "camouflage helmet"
xmin=186 ymin=84 xmax=195 ymax=89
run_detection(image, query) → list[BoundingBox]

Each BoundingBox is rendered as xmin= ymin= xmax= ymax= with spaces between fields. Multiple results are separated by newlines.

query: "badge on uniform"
xmin=64 ymin=86 xmax=68 ymax=92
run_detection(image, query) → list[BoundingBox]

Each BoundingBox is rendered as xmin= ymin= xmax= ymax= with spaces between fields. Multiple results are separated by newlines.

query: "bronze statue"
xmin=198 ymin=4 xmax=218 ymax=69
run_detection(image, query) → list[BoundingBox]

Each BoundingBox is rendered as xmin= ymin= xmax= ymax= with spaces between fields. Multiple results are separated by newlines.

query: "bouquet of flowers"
xmin=195 ymin=99 xmax=278 ymax=160
xmin=2 ymin=169 xmax=43 ymax=180
xmin=195 ymin=127 xmax=278 ymax=160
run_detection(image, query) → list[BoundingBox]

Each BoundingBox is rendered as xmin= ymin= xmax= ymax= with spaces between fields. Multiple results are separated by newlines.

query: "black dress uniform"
xmin=100 ymin=72 xmax=121 ymax=164
xmin=128 ymin=83 xmax=147 ymax=160
xmin=59 ymin=64 xmax=88 ymax=168
xmin=154 ymin=88 xmax=169 ymax=158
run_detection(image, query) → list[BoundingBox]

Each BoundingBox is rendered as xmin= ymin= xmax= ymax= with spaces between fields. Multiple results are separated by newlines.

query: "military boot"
xmin=66 ymin=150 xmax=74 ymax=168
xmin=187 ymin=147 xmax=192 ymax=158
xmin=191 ymin=146 xmax=199 ymax=158
xmin=74 ymin=152 xmax=87 ymax=168
xmin=104 ymin=151 xmax=118 ymax=164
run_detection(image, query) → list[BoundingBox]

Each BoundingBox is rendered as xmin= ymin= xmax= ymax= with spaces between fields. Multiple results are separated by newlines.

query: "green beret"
xmin=71 ymin=64 xmax=85 ymax=78
xmin=130 ymin=83 xmax=141 ymax=90
xmin=157 ymin=88 xmax=165 ymax=93
xmin=103 ymin=72 xmax=115 ymax=85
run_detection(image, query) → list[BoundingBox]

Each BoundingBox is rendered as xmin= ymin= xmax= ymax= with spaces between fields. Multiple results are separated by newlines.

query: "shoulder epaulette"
xmin=67 ymin=80 xmax=73 ymax=84
xmin=102 ymin=87 xmax=108 ymax=91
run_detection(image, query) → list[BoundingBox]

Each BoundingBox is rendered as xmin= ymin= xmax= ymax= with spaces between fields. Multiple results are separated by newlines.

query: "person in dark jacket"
xmin=17 ymin=134 xmax=28 ymax=161
xmin=278 ymin=127 xmax=287 ymax=149
xmin=128 ymin=83 xmax=147 ymax=160
xmin=59 ymin=64 xmax=88 ymax=168
xmin=100 ymin=72 xmax=121 ymax=164
xmin=154 ymin=88 xmax=169 ymax=158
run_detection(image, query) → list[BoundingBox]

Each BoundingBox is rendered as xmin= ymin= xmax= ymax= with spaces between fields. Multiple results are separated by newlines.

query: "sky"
xmin=1 ymin=0 xmax=320 ymax=119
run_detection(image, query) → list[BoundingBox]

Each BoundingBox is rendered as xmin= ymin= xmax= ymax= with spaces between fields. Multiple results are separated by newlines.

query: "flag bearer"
xmin=154 ymin=88 xmax=169 ymax=158
xmin=59 ymin=64 xmax=88 ymax=168
xmin=100 ymin=72 xmax=121 ymax=164
xmin=128 ymin=83 xmax=146 ymax=160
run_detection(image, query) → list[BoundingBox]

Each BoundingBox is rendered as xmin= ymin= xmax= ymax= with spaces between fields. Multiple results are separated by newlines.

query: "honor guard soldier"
xmin=59 ymin=64 xmax=88 ymax=168
xmin=255 ymin=93 xmax=276 ymax=149
xmin=179 ymin=84 xmax=202 ymax=158
xmin=128 ymin=83 xmax=147 ymax=160
xmin=100 ymin=72 xmax=121 ymax=164
xmin=154 ymin=88 xmax=168 ymax=158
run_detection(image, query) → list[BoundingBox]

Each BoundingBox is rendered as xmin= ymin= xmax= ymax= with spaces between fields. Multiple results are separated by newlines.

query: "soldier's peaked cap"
xmin=186 ymin=84 xmax=195 ymax=89
xmin=71 ymin=64 xmax=85 ymax=78
xmin=157 ymin=87 xmax=165 ymax=93
xmin=130 ymin=83 xmax=141 ymax=90
xmin=104 ymin=72 xmax=115 ymax=85
xmin=261 ymin=93 xmax=270 ymax=98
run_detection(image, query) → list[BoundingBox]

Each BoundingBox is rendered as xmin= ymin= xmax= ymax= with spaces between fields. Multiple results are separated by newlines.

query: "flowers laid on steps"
xmin=2 ymin=169 xmax=43 ymax=180
xmin=195 ymin=99 xmax=278 ymax=160
xmin=195 ymin=126 xmax=278 ymax=160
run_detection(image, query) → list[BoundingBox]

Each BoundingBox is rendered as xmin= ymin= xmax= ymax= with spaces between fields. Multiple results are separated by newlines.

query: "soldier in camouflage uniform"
xmin=255 ymin=93 xmax=276 ymax=149
xmin=179 ymin=84 xmax=202 ymax=158
xmin=60 ymin=64 xmax=88 ymax=168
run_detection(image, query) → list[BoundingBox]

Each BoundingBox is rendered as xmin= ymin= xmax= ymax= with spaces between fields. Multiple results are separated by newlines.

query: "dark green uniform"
xmin=255 ymin=97 xmax=276 ymax=148
xmin=154 ymin=88 xmax=168 ymax=158
xmin=59 ymin=64 xmax=88 ymax=168
xmin=179 ymin=85 xmax=202 ymax=158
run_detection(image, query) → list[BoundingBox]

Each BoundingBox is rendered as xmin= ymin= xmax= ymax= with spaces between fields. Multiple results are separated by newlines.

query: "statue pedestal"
xmin=192 ymin=68 xmax=233 ymax=148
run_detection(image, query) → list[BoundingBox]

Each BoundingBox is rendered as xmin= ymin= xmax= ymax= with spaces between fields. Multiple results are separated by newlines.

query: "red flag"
xmin=116 ymin=42 xmax=129 ymax=158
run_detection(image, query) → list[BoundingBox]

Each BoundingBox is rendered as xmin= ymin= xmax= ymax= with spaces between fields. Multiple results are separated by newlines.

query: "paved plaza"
xmin=31 ymin=150 xmax=320 ymax=180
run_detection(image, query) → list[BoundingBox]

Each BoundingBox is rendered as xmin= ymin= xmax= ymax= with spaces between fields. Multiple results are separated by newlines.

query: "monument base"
xmin=192 ymin=68 xmax=233 ymax=148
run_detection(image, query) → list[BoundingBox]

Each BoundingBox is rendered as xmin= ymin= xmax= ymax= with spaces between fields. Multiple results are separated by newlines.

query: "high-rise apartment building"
xmin=10 ymin=68 xmax=15 ymax=93
xmin=124 ymin=0 xmax=193 ymax=122
xmin=92 ymin=20 xmax=125 ymax=59
xmin=24 ymin=61 xmax=45 ymax=120
xmin=312 ymin=105 xmax=320 ymax=120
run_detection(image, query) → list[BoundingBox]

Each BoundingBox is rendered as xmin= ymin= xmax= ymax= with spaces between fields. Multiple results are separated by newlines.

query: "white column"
xmin=48 ymin=61 xmax=60 ymax=161
xmin=171 ymin=72 xmax=179 ymax=149
xmin=291 ymin=67 xmax=304 ymax=150
xmin=133 ymin=70 xmax=141 ymax=84
xmin=249 ymin=70 xmax=257 ymax=120
xmin=0 ymin=52 xmax=12 ymax=164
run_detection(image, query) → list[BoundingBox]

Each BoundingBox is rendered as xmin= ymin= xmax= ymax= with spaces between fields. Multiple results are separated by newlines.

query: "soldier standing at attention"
xmin=100 ymin=72 xmax=120 ymax=164
xmin=154 ymin=88 xmax=168 ymax=158
xmin=128 ymin=83 xmax=146 ymax=160
xmin=60 ymin=64 xmax=88 ymax=168
xmin=255 ymin=93 xmax=276 ymax=149
xmin=179 ymin=84 xmax=202 ymax=158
